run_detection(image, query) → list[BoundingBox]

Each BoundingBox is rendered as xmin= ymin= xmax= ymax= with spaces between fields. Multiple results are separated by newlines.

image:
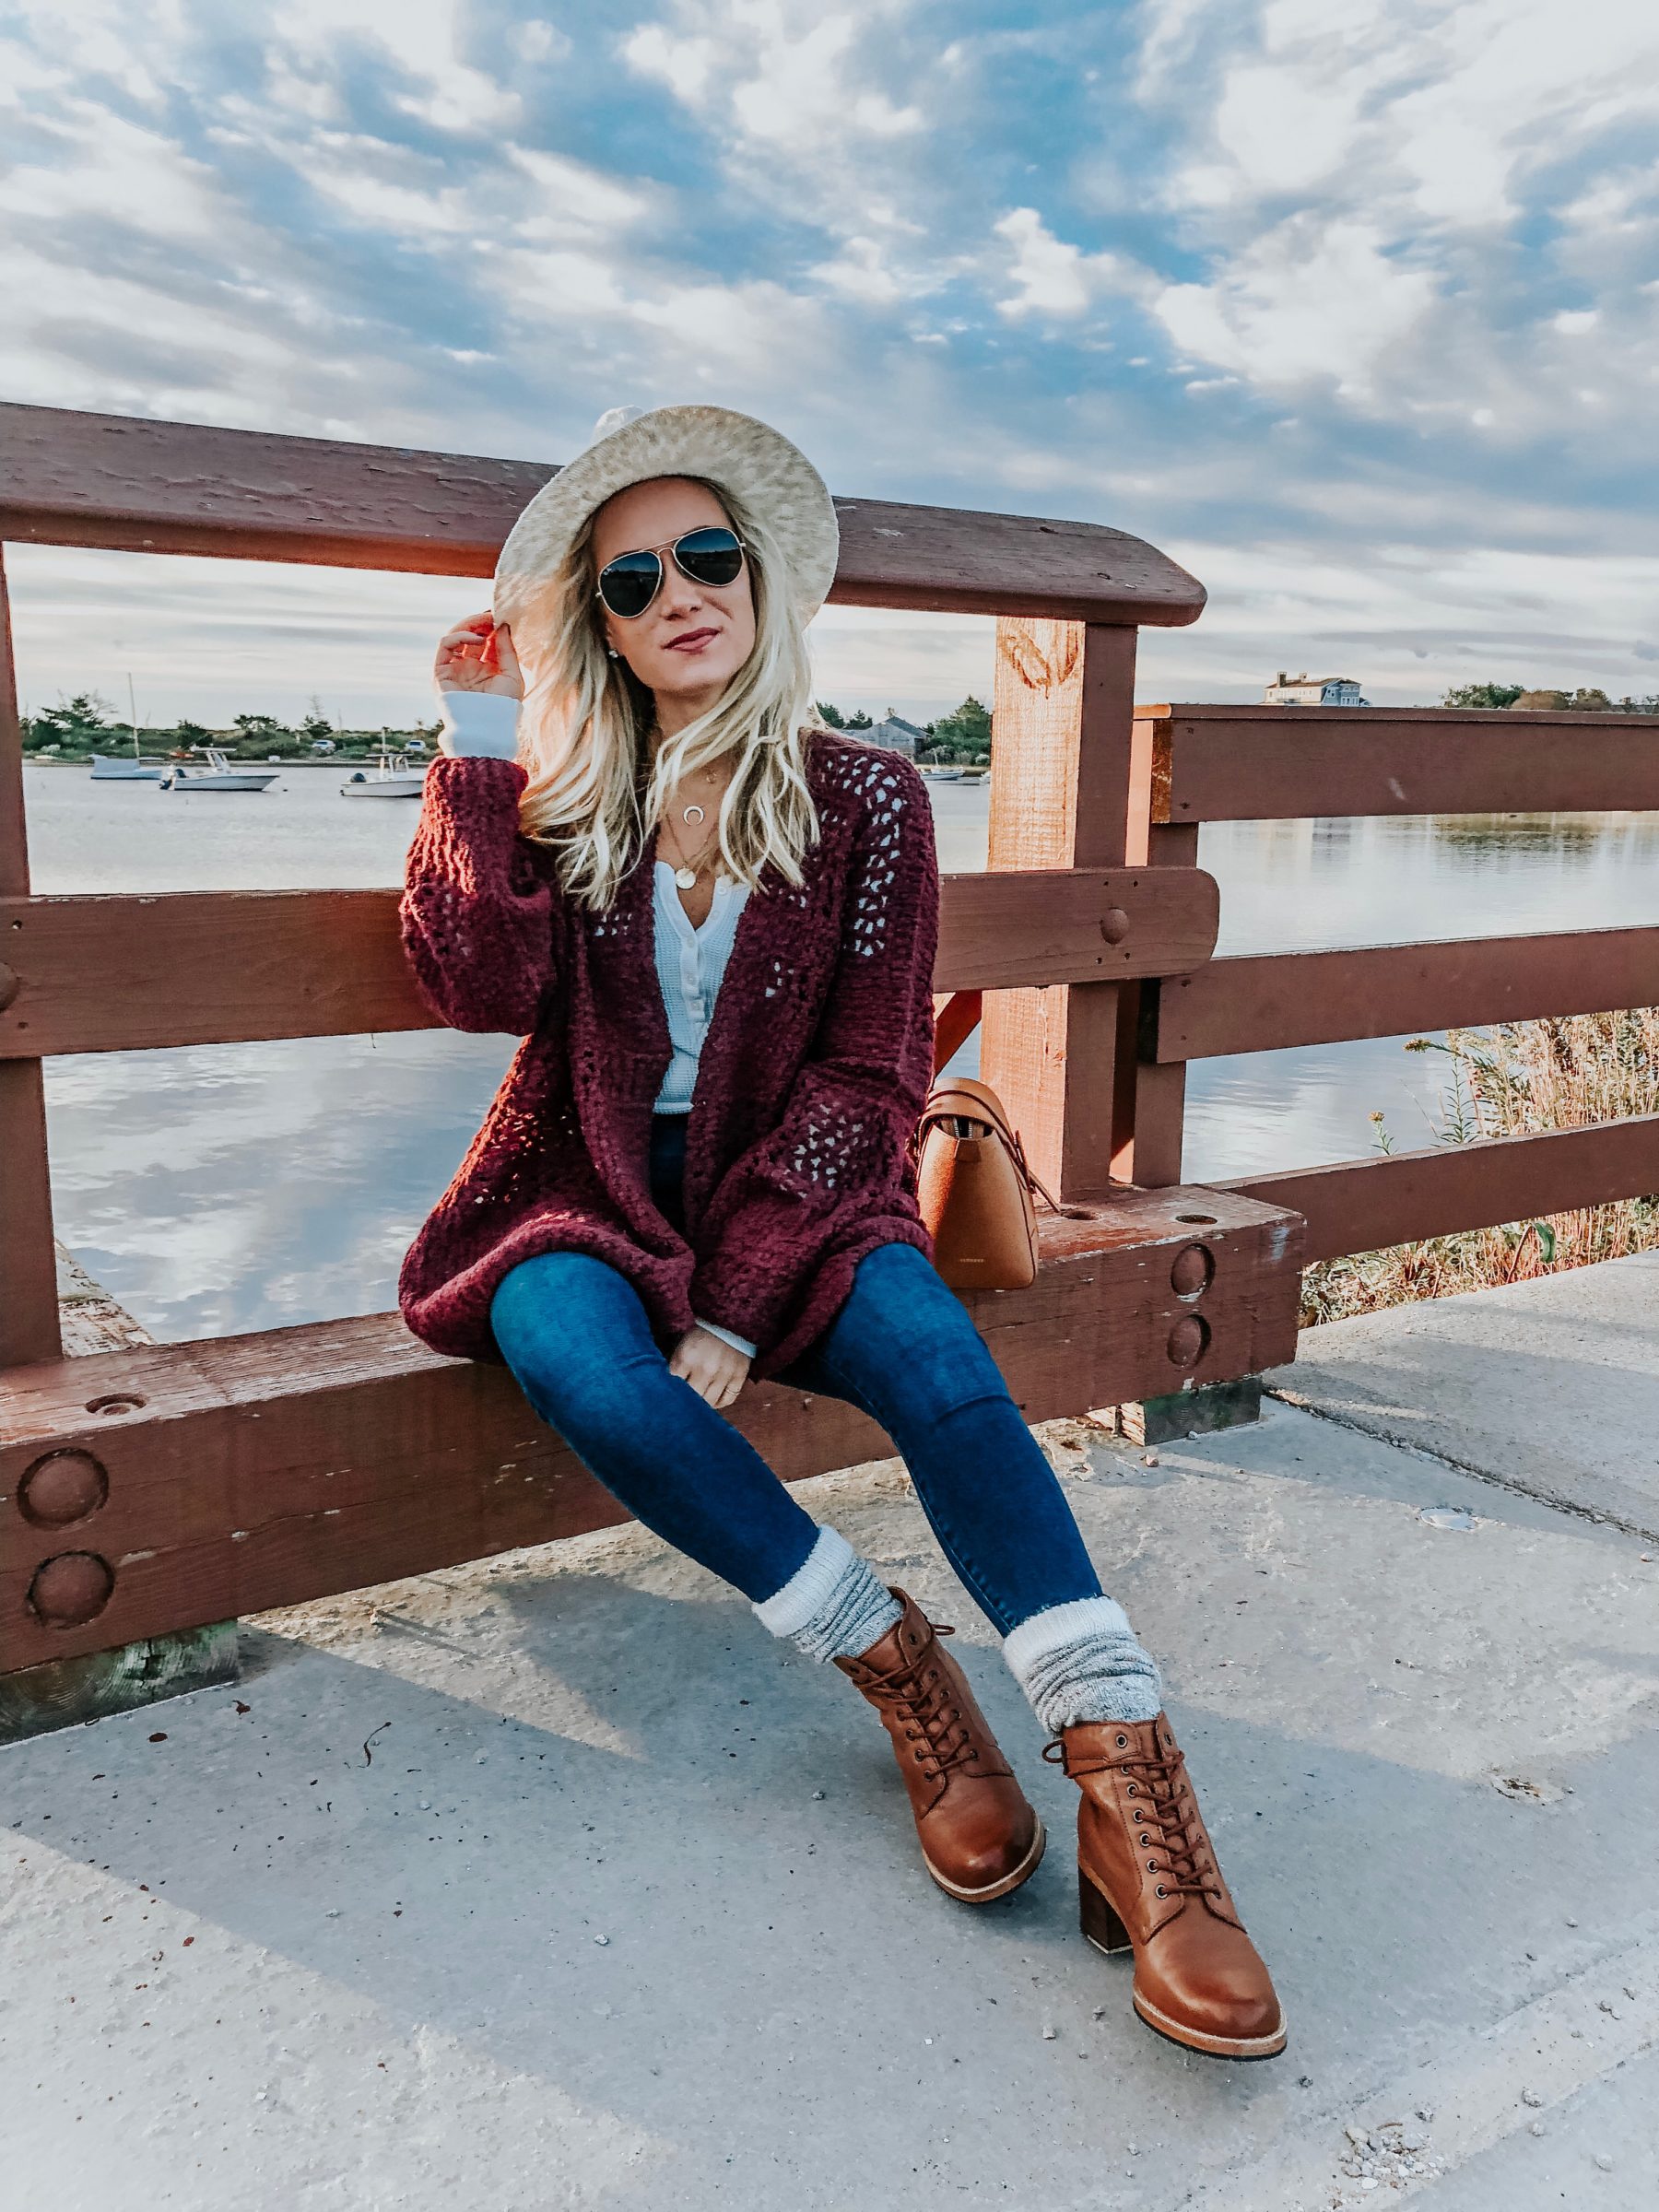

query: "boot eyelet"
xmin=1155 ymin=1885 xmax=1167 ymax=1899
xmin=1125 ymin=1783 xmax=1137 ymax=1797
xmin=1115 ymin=1733 xmax=1128 ymax=1747
xmin=1146 ymin=1859 xmax=1159 ymax=1872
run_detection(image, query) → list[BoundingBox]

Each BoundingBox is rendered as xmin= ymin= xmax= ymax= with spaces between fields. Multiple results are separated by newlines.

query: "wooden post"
xmin=0 ymin=546 xmax=62 ymax=1367
xmin=980 ymin=620 xmax=1150 ymax=1197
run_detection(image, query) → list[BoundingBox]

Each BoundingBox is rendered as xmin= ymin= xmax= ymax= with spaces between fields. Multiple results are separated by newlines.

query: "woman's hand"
xmin=435 ymin=612 xmax=524 ymax=700
xmin=669 ymin=1324 xmax=750 ymax=1409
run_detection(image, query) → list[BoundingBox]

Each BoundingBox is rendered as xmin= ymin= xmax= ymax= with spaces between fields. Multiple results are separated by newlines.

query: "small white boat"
xmin=160 ymin=748 xmax=281 ymax=793
xmin=89 ymin=753 xmax=166 ymax=782
xmin=342 ymin=747 xmax=429 ymax=800
xmin=923 ymin=767 xmax=963 ymax=782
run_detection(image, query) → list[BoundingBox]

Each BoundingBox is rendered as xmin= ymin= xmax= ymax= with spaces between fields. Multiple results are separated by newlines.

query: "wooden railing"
xmin=1133 ymin=702 xmax=1659 ymax=1262
xmin=2 ymin=404 xmax=1311 ymax=1688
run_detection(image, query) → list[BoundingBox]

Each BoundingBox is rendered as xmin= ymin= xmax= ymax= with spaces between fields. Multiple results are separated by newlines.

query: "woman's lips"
xmin=665 ymin=627 xmax=720 ymax=653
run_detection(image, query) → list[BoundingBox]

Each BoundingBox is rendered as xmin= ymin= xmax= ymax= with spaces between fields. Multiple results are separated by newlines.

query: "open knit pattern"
xmin=397 ymin=729 xmax=942 ymax=1378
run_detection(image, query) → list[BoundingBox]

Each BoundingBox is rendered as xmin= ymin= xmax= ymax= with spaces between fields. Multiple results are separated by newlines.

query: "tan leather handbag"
xmin=908 ymin=1075 xmax=1065 ymax=1290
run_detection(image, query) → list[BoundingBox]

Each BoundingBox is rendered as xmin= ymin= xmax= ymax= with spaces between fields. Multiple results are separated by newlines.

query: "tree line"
xmin=1442 ymin=684 xmax=1659 ymax=712
xmin=21 ymin=693 xmax=440 ymax=762
xmin=23 ymin=688 xmax=999 ymax=765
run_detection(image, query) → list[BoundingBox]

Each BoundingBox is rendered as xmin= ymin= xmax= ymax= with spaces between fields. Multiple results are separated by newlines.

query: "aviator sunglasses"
xmin=595 ymin=524 xmax=747 ymax=620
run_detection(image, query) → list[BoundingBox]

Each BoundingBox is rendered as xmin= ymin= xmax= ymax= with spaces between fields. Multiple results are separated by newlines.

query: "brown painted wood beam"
xmin=1225 ymin=1115 xmax=1659 ymax=1265
xmin=1138 ymin=703 xmax=1659 ymax=822
xmin=0 ymin=867 xmax=1219 ymax=1058
xmin=0 ymin=1182 xmax=1302 ymax=1670
xmin=0 ymin=403 xmax=1206 ymax=626
xmin=1154 ymin=927 xmax=1659 ymax=1063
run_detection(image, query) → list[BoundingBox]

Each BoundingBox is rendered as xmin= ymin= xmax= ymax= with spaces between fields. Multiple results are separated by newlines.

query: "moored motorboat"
xmin=159 ymin=748 xmax=281 ymax=792
xmin=342 ymin=747 xmax=429 ymax=799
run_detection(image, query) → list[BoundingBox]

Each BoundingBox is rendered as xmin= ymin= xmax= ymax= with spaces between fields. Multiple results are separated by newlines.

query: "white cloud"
xmin=994 ymin=208 xmax=1090 ymax=318
xmin=510 ymin=147 xmax=659 ymax=237
xmin=271 ymin=0 xmax=520 ymax=130
xmin=1 ymin=99 xmax=227 ymax=240
xmin=809 ymin=236 xmax=905 ymax=306
xmin=1158 ymin=218 xmax=1437 ymax=399
xmin=624 ymin=3 xmax=922 ymax=147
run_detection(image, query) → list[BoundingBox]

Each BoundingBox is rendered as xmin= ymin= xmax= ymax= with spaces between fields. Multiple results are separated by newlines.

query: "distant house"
xmin=865 ymin=712 xmax=926 ymax=756
xmin=1263 ymin=671 xmax=1369 ymax=708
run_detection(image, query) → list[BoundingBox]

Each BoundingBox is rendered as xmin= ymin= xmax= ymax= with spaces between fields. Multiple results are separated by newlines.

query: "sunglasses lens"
xmin=599 ymin=550 xmax=662 ymax=618
xmin=674 ymin=526 xmax=745 ymax=589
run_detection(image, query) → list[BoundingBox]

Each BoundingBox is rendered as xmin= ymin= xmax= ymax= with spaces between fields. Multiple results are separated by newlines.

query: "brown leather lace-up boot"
xmin=835 ymin=1587 xmax=1045 ymax=1903
xmin=1048 ymin=1714 xmax=1286 ymax=2059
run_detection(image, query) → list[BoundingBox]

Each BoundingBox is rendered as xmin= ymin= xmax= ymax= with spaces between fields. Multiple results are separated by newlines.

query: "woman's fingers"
xmin=434 ymin=614 xmax=523 ymax=698
xmin=667 ymin=1329 xmax=747 ymax=1406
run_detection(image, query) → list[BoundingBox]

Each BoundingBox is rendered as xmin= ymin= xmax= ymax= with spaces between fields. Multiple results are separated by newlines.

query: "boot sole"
xmin=1131 ymin=1988 xmax=1288 ymax=2062
xmin=924 ymin=1815 xmax=1046 ymax=1904
xmin=1079 ymin=1871 xmax=1287 ymax=2059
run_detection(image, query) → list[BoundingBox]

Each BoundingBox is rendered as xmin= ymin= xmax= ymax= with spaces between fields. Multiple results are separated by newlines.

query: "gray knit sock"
xmin=1002 ymin=1596 xmax=1163 ymax=1729
xmin=753 ymin=1525 xmax=903 ymax=1665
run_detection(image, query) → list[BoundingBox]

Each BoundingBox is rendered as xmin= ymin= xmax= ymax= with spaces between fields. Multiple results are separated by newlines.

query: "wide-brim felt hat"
xmin=493 ymin=403 xmax=841 ymax=663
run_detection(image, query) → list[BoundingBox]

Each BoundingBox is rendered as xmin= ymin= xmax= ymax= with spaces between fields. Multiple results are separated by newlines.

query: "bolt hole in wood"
xmin=29 ymin=1550 xmax=116 ymax=1628
xmin=1169 ymin=1243 xmax=1215 ymax=1300
xmin=18 ymin=1450 xmax=109 ymax=1526
xmin=1166 ymin=1313 xmax=1211 ymax=1370
xmin=1174 ymin=1213 xmax=1218 ymax=1225
xmin=85 ymin=1393 xmax=147 ymax=1417
xmin=1100 ymin=908 xmax=1132 ymax=946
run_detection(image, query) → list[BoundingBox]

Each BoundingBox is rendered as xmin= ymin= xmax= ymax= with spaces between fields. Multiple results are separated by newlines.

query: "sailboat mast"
xmin=126 ymin=674 xmax=139 ymax=762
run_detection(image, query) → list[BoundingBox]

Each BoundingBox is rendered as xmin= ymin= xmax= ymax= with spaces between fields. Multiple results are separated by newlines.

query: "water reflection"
xmin=26 ymin=765 xmax=1659 ymax=1343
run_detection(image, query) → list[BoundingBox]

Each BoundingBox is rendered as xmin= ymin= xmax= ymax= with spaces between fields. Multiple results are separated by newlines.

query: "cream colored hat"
xmin=493 ymin=403 xmax=841 ymax=659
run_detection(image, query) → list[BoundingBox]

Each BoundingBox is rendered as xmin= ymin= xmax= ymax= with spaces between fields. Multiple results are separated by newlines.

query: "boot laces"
xmin=874 ymin=1624 xmax=981 ymax=1778
xmin=1044 ymin=1735 xmax=1221 ymax=1902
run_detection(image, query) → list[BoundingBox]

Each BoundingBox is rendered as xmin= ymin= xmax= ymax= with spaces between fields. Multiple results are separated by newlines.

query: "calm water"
xmin=24 ymin=762 xmax=1659 ymax=1343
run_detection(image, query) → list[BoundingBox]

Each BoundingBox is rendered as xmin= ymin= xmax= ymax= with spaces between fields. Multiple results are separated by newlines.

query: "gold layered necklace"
xmin=663 ymin=805 xmax=723 ymax=891
xmin=651 ymin=728 xmax=732 ymax=890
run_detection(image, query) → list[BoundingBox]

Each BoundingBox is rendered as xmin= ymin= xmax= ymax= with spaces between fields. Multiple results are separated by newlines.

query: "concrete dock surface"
xmin=6 ymin=1258 xmax=1658 ymax=2210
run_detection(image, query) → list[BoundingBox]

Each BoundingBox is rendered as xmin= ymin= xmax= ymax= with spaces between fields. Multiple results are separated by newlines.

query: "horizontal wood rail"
xmin=1139 ymin=703 xmax=1659 ymax=823
xmin=0 ymin=867 xmax=1218 ymax=1058
xmin=0 ymin=404 xmax=1206 ymax=626
xmin=1 ymin=1185 xmax=1300 ymax=1668
xmin=1152 ymin=926 xmax=1659 ymax=1062
xmin=1227 ymin=1116 xmax=1659 ymax=1265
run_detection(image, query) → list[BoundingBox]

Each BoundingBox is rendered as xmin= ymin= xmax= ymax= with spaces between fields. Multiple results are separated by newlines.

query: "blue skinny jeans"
xmin=488 ymin=1110 xmax=1106 ymax=1635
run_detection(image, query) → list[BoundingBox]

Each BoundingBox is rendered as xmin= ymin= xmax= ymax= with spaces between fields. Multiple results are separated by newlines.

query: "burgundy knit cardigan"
xmin=396 ymin=728 xmax=941 ymax=1379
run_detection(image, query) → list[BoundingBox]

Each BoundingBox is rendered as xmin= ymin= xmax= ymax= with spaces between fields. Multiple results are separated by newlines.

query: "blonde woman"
xmin=397 ymin=404 xmax=1284 ymax=2060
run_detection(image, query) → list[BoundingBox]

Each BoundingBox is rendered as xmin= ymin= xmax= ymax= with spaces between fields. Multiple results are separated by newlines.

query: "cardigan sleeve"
xmin=687 ymin=754 xmax=940 ymax=1353
xmin=399 ymin=755 xmax=563 ymax=1036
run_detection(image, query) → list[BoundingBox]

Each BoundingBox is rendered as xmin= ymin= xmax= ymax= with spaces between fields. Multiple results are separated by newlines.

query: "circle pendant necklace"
xmin=670 ymin=802 xmax=716 ymax=889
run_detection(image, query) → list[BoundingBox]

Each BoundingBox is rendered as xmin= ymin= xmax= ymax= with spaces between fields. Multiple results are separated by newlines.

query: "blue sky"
xmin=5 ymin=0 xmax=1659 ymax=726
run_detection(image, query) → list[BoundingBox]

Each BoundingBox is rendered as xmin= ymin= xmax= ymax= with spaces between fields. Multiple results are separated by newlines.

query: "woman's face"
xmin=591 ymin=476 xmax=758 ymax=712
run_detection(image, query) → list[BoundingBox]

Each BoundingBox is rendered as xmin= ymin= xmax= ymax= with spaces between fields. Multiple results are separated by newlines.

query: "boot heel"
xmin=1078 ymin=1870 xmax=1132 ymax=1956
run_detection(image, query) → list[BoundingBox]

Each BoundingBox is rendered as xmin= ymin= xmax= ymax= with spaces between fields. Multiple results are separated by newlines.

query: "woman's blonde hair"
xmin=515 ymin=478 xmax=822 ymax=911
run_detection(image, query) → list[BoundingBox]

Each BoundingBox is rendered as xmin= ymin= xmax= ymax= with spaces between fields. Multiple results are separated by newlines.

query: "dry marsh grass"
xmin=1300 ymin=1007 xmax=1659 ymax=1327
